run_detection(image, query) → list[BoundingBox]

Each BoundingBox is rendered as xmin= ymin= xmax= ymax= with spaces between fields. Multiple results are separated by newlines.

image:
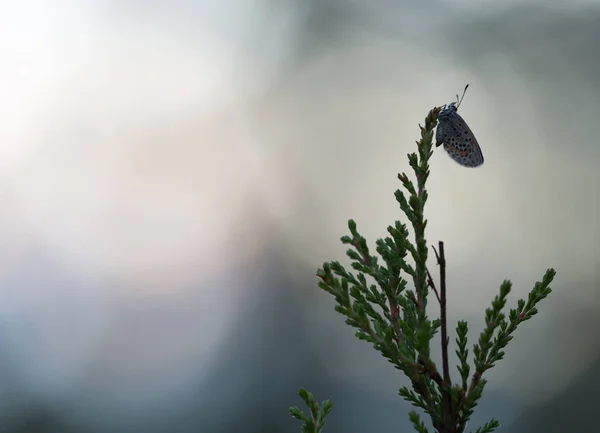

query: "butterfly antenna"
xmin=456 ymin=84 xmax=469 ymax=108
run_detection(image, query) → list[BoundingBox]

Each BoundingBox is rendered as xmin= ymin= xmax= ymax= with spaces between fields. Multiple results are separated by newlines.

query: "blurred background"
xmin=1 ymin=0 xmax=599 ymax=432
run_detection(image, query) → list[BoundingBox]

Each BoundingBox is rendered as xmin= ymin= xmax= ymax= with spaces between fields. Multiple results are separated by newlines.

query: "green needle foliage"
xmin=289 ymin=106 xmax=556 ymax=433
xmin=289 ymin=388 xmax=332 ymax=433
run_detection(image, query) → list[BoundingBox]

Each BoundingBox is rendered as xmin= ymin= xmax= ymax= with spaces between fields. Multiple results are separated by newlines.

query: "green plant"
xmin=289 ymin=388 xmax=332 ymax=433
xmin=289 ymin=106 xmax=556 ymax=433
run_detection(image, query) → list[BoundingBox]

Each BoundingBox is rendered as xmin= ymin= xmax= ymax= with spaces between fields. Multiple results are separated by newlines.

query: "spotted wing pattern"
xmin=436 ymin=103 xmax=484 ymax=168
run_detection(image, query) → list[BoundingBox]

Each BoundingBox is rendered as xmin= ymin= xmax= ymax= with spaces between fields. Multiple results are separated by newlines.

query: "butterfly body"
xmin=436 ymin=87 xmax=484 ymax=168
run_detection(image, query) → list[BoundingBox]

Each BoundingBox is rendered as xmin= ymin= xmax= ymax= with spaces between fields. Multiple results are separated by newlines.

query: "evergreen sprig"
xmin=290 ymin=106 xmax=556 ymax=433
xmin=289 ymin=388 xmax=332 ymax=433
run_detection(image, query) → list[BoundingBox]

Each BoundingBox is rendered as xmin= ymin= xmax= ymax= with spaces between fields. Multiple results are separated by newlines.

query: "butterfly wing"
xmin=435 ymin=118 xmax=448 ymax=147
xmin=438 ymin=112 xmax=484 ymax=168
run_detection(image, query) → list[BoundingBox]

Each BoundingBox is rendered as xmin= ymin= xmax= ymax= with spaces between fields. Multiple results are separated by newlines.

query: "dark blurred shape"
xmin=4 ymin=401 xmax=80 ymax=433
xmin=508 ymin=355 xmax=600 ymax=433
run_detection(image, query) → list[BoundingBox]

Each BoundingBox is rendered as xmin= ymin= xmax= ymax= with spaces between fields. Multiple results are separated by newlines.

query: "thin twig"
xmin=432 ymin=244 xmax=440 ymax=262
xmin=426 ymin=268 xmax=441 ymax=304
xmin=437 ymin=241 xmax=449 ymax=386
xmin=436 ymin=241 xmax=453 ymax=433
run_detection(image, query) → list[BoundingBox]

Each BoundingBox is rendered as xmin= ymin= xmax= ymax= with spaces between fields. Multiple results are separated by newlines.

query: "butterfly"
xmin=436 ymin=84 xmax=484 ymax=168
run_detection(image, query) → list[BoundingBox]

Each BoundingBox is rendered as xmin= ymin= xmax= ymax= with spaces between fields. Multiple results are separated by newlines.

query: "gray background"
xmin=0 ymin=1 xmax=598 ymax=432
